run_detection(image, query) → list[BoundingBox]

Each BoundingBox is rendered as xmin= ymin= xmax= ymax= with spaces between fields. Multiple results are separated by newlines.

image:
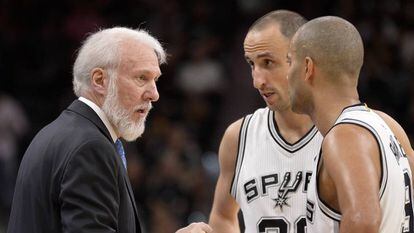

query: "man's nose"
xmin=252 ymin=69 xmax=266 ymax=90
xmin=143 ymin=80 xmax=159 ymax=102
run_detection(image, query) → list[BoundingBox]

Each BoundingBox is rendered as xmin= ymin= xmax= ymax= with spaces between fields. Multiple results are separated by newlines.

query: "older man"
xmin=8 ymin=27 xmax=211 ymax=233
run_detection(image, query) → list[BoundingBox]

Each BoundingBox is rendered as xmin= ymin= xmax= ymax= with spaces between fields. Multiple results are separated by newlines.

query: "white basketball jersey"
xmin=230 ymin=107 xmax=323 ymax=233
xmin=306 ymin=104 xmax=414 ymax=233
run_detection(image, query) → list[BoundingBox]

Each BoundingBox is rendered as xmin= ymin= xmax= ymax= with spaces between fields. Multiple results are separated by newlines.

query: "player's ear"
xmin=304 ymin=57 xmax=314 ymax=84
xmin=90 ymin=68 xmax=109 ymax=95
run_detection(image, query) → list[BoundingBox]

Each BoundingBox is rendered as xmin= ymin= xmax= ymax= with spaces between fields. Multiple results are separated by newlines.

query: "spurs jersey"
xmin=230 ymin=107 xmax=323 ymax=233
xmin=307 ymin=104 xmax=414 ymax=233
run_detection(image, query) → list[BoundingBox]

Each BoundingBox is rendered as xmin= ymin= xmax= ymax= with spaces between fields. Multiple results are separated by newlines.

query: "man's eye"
xmin=134 ymin=76 xmax=147 ymax=86
xmin=264 ymin=59 xmax=273 ymax=66
xmin=137 ymin=75 xmax=147 ymax=82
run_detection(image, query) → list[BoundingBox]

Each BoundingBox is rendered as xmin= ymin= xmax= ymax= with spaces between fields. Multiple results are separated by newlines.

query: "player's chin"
xmin=267 ymin=104 xmax=287 ymax=112
xmin=267 ymin=100 xmax=290 ymax=112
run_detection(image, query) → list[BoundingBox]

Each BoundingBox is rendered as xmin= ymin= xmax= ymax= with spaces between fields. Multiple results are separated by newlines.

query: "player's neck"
xmin=274 ymin=109 xmax=314 ymax=144
xmin=311 ymin=94 xmax=360 ymax=136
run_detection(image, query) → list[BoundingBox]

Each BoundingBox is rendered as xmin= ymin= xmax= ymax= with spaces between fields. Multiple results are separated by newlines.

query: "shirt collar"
xmin=78 ymin=97 xmax=118 ymax=143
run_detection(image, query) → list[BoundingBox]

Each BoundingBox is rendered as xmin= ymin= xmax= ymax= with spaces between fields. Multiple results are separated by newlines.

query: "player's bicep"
xmin=209 ymin=120 xmax=242 ymax=229
xmin=323 ymin=125 xmax=381 ymax=224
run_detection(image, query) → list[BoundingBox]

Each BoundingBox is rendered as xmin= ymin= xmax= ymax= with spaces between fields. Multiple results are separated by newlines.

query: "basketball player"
xmin=209 ymin=10 xmax=323 ymax=233
xmin=287 ymin=16 xmax=414 ymax=232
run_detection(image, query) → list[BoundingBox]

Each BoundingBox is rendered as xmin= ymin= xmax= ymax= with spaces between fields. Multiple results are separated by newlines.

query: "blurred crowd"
xmin=0 ymin=0 xmax=413 ymax=232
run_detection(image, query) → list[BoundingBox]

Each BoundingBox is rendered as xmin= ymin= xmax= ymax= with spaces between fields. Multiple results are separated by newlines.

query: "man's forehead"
xmin=121 ymin=53 xmax=158 ymax=66
xmin=120 ymin=42 xmax=159 ymax=63
xmin=244 ymin=28 xmax=289 ymax=57
xmin=244 ymin=27 xmax=284 ymax=44
xmin=118 ymin=51 xmax=161 ymax=76
xmin=244 ymin=51 xmax=276 ymax=60
xmin=139 ymin=67 xmax=162 ymax=77
xmin=120 ymin=39 xmax=157 ymax=58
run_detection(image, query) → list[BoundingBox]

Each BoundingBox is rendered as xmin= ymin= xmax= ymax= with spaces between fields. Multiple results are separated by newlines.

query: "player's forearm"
xmin=339 ymin=213 xmax=380 ymax=233
xmin=209 ymin=214 xmax=240 ymax=233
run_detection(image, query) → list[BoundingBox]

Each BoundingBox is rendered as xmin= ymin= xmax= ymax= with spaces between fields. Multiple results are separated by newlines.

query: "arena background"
xmin=0 ymin=0 xmax=413 ymax=232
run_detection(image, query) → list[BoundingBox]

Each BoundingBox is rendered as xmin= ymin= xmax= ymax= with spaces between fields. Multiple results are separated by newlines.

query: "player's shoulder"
xmin=323 ymin=122 xmax=377 ymax=156
xmin=223 ymin=118 xmax=244 ymax=143
xmin=326 ymin=122 xmax=375 ymax=142
xmin=373 ymin=109 xmax=411 ymax=146
xmin=222 ymin=107 xmax=268 ymax=145
xmin=223 ymin=107 xmax=267 ymax=137
xmin=372 ymin=109 xmax=389 ymax=119
xmin=217 ymin=118 xmax=244 ymax=171
xmin=373 ymin=110 xmax=401 ymax=130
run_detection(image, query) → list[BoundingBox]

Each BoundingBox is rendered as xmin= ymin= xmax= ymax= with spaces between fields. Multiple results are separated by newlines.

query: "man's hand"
xmin=175 ymin=222 xmax=213 ymax=233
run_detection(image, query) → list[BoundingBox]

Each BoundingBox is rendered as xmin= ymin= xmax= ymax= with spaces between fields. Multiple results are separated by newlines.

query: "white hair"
xmin=72 ymin=27 xmax=166 ymax=97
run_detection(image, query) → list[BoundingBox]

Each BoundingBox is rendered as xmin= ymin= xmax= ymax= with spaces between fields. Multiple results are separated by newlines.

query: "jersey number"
xmin=403 ymin=172 xmax=414 ymax=233
xmin=257 ymin=216 xmax=306 ymax=233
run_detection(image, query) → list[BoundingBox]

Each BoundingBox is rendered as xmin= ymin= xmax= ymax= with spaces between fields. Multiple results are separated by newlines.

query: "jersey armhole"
xmin=230 ymin=114 xmax=253 ymax=199
xmin=316 ymin=120 xmax=387 ymax=222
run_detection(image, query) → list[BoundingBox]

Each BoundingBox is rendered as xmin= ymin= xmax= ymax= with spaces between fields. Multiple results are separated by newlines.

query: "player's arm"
xmin=375 ymin=110 xmax=414 ymax=185
xmin=209 ymin=119 xmax=243 ymax=233
xmin=322 ymin=124 xmax=381 ymax=233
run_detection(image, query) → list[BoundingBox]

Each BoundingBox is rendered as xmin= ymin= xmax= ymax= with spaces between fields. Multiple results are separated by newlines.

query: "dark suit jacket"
xmin=8 ymin=100 xmax=141 ymax=233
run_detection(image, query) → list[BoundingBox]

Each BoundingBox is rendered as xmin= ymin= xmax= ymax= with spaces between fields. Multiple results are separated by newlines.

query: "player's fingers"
xmin=188 ymin=222 xmax=212 ymax=233
xmin=197 ymin=222 xmax=212 ymax=232
xmin=175 ymin=222 xmax=213 ymax=233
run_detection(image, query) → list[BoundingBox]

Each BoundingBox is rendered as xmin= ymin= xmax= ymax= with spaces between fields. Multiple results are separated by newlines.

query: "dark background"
xmin=1 ymin=0 xmax=413 ymax=232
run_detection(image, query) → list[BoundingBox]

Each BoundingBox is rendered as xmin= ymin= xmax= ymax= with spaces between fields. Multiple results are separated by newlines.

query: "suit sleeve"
xmin=59 ymin=138 xmax=120 ymax=233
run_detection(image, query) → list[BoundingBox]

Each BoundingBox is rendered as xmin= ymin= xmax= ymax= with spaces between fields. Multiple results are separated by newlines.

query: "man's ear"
xmin=90 ymin=68 xmax=108 ymax=95
xmin=304 ymin=57 xmax=315 ymax=84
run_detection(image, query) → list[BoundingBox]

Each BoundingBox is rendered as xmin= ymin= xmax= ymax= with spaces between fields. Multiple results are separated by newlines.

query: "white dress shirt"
xmin=78 ymin=97 xmax=117 ymax=143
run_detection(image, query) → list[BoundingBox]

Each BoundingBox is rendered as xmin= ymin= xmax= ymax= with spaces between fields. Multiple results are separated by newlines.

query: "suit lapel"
xmin=123 ymin=171 xmax=142 ymax=233
xmin=68 ymin=100 xmax=142 ymax=232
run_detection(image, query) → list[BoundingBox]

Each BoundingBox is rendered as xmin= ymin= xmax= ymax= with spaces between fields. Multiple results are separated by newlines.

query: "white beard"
xmin=102 ymin=76 xmax=151 ymax=142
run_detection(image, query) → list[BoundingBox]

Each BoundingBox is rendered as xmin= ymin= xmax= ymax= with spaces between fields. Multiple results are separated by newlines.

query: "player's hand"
xmin=175 ymin=222 xmax=213 ymax=233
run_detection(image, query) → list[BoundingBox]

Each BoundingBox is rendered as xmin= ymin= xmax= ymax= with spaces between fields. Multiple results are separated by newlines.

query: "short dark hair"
xmin=293 ymin=16 xmax=364 ymax=77
xmin=248 ymin=10 xmax=307 ymax=39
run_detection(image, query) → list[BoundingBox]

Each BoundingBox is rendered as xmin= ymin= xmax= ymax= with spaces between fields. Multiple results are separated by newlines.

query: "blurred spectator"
xmin=176 ymin=38 xmax=225 ymax=95
xmin=0 ymin=94 xmax=29 ymax=229
xmin=1 ymin=0 xmax=414 ymax=231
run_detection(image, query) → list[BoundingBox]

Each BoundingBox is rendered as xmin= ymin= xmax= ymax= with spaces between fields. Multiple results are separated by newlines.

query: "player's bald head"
xmin=248 ymin=10 xmax=307 ymax=40
xmin=292 ymin=16 xmax=364 ymax=79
